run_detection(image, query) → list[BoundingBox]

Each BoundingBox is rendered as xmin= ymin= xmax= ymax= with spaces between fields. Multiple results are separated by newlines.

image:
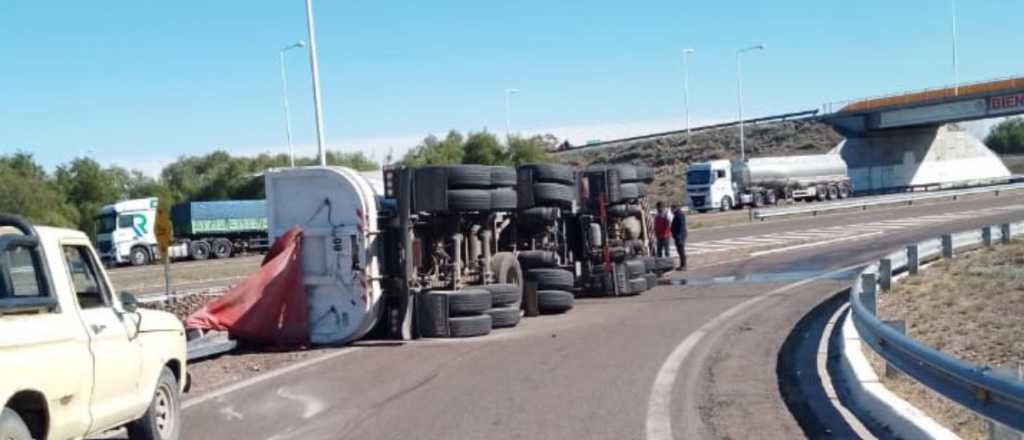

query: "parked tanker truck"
xmin=685 ymin=154 xmax=851 ymax=212
xmin=96 ymin=198 xmax=268 ymax=266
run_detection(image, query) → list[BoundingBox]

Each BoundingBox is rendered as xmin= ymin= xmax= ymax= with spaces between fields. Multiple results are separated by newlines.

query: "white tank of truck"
xmin=686 ymin=154 xmax=852 ymax=212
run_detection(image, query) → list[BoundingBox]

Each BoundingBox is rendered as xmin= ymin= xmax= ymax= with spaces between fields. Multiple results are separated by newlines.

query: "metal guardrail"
xmin=848 ymin=221 xmax=1024 ymax=432
xmin=753 ymin=181 xmax=1024 ymax=220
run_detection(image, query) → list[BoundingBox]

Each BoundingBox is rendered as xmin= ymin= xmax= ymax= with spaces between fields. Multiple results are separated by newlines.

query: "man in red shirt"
xmin=654 ymin=202 xmax=672 ymax=257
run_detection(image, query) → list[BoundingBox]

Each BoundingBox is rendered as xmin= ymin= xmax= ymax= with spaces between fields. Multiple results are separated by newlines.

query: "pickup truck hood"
xmin=138 ymin=309 xmax=184 ymax=333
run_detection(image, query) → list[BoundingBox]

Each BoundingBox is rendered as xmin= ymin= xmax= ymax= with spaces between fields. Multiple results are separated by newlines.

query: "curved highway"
xmin=175 ymin=193 xmax=1024 ymax=440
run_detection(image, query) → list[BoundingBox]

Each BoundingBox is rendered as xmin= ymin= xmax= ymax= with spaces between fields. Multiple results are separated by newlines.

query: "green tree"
xmin=0 ymin=152 xmax=79 ymax=228
xmin=986 ymin=117 xmax=1024 ymax=154
xmin=402 ymin=130 xmax=465 ymax=166
xmin=462 ymin=131 xmax=504 ymax=165
xmin=506 ymin=134 xmax=554 ymax=165
xmin=54 ymin=158 xmax=131 ymax=236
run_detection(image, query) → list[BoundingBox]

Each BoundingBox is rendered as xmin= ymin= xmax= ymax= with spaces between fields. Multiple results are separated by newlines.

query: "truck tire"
xmin=130 ymin=246 xmax=151 ymax=266
xmin=625 ymin=258 xmax=646 ymax=278
xmin=827 ymin=185 xmax=839 ymax=200
xmin=608 ymin=204 xmax=642 ymax=218
xmin=517 ymin=250 xmax=558 ymax=270
xmin=449 ymin=315 xmax=492 ymax=337
xmin=190 ymin=241 xmax=211 ymax=261
xmin=838 ymin=183 xmax=851 ymax=199
xmin=719 ymin=196 xmax=733 ymax=212
xmin=614 ymin=165 xmax=638 ymax=182
xmin=519 ymin=164 xmax=575 ymax=185
xmin=537 ymin=290 xmax=574 ymax=314
xmin=490 ymin=252 xmax=523 ymax=287
xmin=627 ymin=277 xmax=647 ymax=295
xmin=767 ymin=190 xmax=778 ymax=205
xmin=439 ymin=165 xmax=493 ymax=189
xmin=655 ymin=257 xmax=675 ymax=272
xmin=126 ymin=367 xmax=181 ymax=440
xmin=643 ymin=256 xmax=657 ymax=273
xmin=435 ymin=289 xmax=492 ymax=316
xmin=448 ymin=189 xmax=492 ymax=212
xmin=481 ymin=283 xmax=521 ymax=307
xmin=490 ymin=166 xmax=518 ymax=188
xmin=485 ymin=306 xmax=521 ymax=328
xmin=633 ymin=166 xmax=655 ymax=183
xmin=0 ymin=408 xmax=32 ymax=440
xmin=211 ymin=238 xmax=233 ymax=259
xmin=816 ymin=186 xmax=827 ymax=201
xmin=520 ymin=206 xmax=560 ymax=224
xmin=533 ymin=183 xmax=576 ymax=208
xmin=644 ymin=273 xmax=659 ymax=290
xmin=490 ymin=188 xmax=518 ymax=211
xmin=620 ymin=183 xmax=641 ymax=200
xmin=526 ymin=268 xmax=574 ymax=291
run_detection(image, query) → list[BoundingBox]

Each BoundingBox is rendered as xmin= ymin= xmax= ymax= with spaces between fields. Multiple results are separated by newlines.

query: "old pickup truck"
xmin=0 ymin=215 xmax=187 ymax=440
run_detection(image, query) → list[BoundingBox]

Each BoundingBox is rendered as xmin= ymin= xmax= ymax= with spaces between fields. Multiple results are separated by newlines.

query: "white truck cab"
xmin=95 ymin=198 xmax=159 ymax=267
xmin=686 ymin=160 xmax=736 ymax=212
xmin=1 ymin=215 xmax=187 ymax=440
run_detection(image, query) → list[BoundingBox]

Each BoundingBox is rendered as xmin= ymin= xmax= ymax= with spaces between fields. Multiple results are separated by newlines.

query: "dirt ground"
xmin=108 ymin=255 xmax=262 ymax=295
xmin=873 ymin=239 xmax=1024 ymax=439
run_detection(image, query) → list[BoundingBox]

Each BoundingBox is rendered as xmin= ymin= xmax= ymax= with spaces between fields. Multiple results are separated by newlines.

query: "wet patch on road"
xmin=662 ymin=268 xmax=862 ymax=287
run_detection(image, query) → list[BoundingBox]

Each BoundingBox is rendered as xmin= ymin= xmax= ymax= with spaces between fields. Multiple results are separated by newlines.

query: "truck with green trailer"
xmin=96 ymin=198 xmax=268 ymax=266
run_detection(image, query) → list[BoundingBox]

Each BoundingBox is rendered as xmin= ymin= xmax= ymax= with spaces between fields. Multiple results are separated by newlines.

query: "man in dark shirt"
xmin=671 ymin=204 xmax=687 ymax=270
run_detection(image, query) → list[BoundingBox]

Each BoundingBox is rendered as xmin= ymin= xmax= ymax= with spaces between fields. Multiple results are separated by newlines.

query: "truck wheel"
xmin=537 ymin=290 xmax=574 ymax=314
xmin=126 ymin=367 xmax=181 ymax=440
xmin=490 ymin=188 xmax=518 ymax=211
xmin=626 ymin=277 xmax=648 ymax=295
xmin=190 ymin=241 xmax=211 ymax=261
xmin=625 ymin=258 xmax=646 ymax=278
xmin=816 ymin=186 xmax=827 ymax=201
xmin=491 ymin=252 xmax=523 ymax=287
xmin=644 ymin=273 xmax=659 ymax=291
xmin=752 ymin=192 xmax=765 ymax=207
xmin=448 ymin=189 xmax=492 ymax=212
xmin=526 ymin=268 xmax=574 ymax=291
xmin=516 ymin=250 xmax=558 ymax=270
xmin=435 ymin=289 xmax=491 ymax=316
xmin=619 ymin=183 xmax=641 ymax=200
xmin=766 ymin=191 xmax=778 ymax=205
xmin=481 ymin=284 xmax=521 ymax=307
xmin=518 ymin=164 xmax=575 ymax=185
xmin=490 ymin=166 xmax=518 ymax=188
xmin=633 ymin=166 xmax=655 ymax=184
xmin=0 ymin=408 xmax=32 ymax=440
xmin=533 ymin=183 xmax=576 ymax=208
xmin=827 ymin=185 xmax=839 ymax=200
xmin=211 ymin=239 xmax=233 ymax=259
xmin=613 ymin=164 xmax=638 ymax=182
xmin=449 ymin=315 xmax=492 ymax=337
xmin=485 ymin=306 xmax=521 ymax=328
xmin=719 ymin=196 xmax=733 ymax=212
xmin=130 ymin=246 xmax=151 ymax=266
xmin=838 ymin=184 xmax=851 ymax=199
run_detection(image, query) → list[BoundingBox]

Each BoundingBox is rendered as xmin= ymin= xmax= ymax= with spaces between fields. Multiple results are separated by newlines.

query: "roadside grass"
xmin=1002 ymin=154 xmax=1024 ymax=174
xmin=871 ymin=239 xmax=1024 ymax=439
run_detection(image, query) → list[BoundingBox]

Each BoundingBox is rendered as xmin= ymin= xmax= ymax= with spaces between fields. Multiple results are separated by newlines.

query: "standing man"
xmin=654 ymin=202 xmax=672 ymax=257
xmin=671 ymin=204 xmax=688 ymax=270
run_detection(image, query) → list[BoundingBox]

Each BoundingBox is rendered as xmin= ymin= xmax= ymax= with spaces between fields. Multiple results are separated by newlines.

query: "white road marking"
xmin=276 ymin=387 xmax=326 ymax=419
xmin=219 ymin=405 xmax=244 ymax=421
xmin=645 ymin=263 xmax=864 ymax=440
xmin=815 ymin=304 xmax=877 ymax=439
xmin=749 ymin=232 xmax=884 ymax=257
xmin=183 ymin=347 xmax=362 ymax=410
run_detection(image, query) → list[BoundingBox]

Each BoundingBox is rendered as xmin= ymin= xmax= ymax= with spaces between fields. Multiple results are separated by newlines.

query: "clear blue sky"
xmin=2 ymin=1 xmax=1022 ymax=174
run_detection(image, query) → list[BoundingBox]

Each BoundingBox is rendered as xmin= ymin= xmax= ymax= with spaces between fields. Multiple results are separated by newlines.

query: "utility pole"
xmin=736 ymin=44 xmax=765 ymax=162
xmin=683 ymin=48 xmax=696 ymax=138
xmin=279 ymin=41 xmax=305 ymax=167
xmin=304 ymin=0 xmax=328 ymax=167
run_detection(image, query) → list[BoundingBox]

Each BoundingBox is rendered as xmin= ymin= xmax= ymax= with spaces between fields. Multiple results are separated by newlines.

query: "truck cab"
xmin=686 ymin=160 xmax=736 ymax=212
xmin=96 ymin=198 xmax=159 ymax=267
xmin=0 ymin=215 xmax=187 ymax=440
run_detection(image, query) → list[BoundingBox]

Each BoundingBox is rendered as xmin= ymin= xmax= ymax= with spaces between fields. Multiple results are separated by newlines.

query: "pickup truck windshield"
xmin=96 ymin=214 xmax=116 ymax=234
xmin=686 ymin=170 xmax=711 ymax=186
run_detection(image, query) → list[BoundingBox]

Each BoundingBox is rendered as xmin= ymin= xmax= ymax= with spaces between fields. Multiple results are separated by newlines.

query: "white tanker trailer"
xmin=685 ymin=154 xmax=851 ymax=212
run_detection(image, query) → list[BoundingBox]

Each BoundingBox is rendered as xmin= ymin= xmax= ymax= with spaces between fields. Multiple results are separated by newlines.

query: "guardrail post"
xmin=942 ymin=234 xmax=954 ymax=259
xmin=988 ymin=361 xmax=1024 ymax=440
xmin=882 ymin=320 xmax=906 ymax=379
xmin=879 ymin=258 xmax=893 ymax=292
xmin=861 ymin=273 xmax=877 ymax=316
xmin=983 ymin=226 xmax=994 ymax=247
xmin=1001 ymin=224 xmax=1012 ymax=244
xmin=907 ymin=245 xmax=920 ymax=275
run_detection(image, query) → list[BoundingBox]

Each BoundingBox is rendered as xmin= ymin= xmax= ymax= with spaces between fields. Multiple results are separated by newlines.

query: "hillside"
xmin=555 ymin=120 xmax=844 ymax=204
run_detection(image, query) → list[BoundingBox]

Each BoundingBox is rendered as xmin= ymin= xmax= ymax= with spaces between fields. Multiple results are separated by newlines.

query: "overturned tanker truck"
xmin=263 ymin=163 xmax=671 ymax=344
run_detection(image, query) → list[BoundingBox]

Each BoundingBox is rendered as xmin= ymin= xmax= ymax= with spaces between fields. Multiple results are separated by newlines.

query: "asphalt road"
xmin=173 ymin=193 xmax=1024 ymax=439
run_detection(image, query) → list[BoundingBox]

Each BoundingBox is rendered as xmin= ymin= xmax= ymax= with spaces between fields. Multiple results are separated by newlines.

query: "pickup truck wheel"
xmin=0 ymin=408 xmax=32 ymax=440
xmin=127 ymin=367 xmax=180 ymax=440
xmin=130 ymin=246 xmax=151 ymax=266
xmin=189 ymin=241 xmax=211 ymax=261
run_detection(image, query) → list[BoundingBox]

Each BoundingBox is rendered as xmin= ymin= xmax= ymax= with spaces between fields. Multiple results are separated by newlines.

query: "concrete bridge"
xmin=820 ymin=77 xmax=1022 ymax=194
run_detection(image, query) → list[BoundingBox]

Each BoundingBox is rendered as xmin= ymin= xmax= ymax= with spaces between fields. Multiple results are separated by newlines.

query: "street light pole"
xmin=683 ymin=48 xmax=695 ymax=138
xmin=951 ymin=0 xmax=959 ymax=96
xmin=279 ymin=41 xmax=305 ymax=167
xmin=736 ymin=44 xmax=765 ymax=162
xmin=304 ymin=0 xmax=328 ymax=167
xmin=505 ymin=88 xmax=519 ymax=141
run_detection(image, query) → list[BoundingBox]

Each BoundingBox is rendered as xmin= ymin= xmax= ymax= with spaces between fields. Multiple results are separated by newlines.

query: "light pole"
xmin=279 ymin=41 xmax=305 ymax=167
xmin=505 ymin=88 xmax=519 ymax=141
xmin=951 ymin=0 xmax=959 ymax=96
xmin=304 ymin=0 xmax=328 ymax=167
xmin=736 ymin=44 xmax=765 ymax=162
xmin=683 ymin=48 xmax=695 ymax=138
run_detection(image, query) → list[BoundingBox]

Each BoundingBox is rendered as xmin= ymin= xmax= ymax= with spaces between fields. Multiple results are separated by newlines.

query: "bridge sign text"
xmin=990 ymin=93 xmax=1024 ymax=114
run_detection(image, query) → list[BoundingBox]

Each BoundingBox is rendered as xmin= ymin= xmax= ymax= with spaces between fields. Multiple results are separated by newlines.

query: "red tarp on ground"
xmin=185 ymin=227 xmax=309 ymax=346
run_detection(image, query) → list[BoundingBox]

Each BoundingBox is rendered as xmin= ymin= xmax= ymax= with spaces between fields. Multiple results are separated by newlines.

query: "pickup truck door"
xmin=60 ymin=242 xmax=143 ymax=431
